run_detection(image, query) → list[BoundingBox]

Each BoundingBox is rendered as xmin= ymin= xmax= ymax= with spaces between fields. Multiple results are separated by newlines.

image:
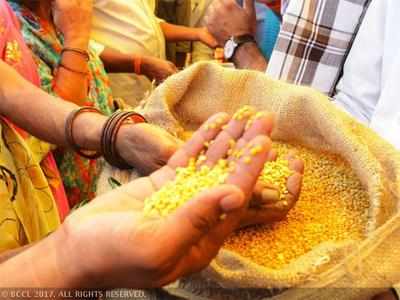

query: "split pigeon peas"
xmin=224 ymin=142 xmax=370 ymax=269
xmin=143 ymin=106 xmax=370 ymax=270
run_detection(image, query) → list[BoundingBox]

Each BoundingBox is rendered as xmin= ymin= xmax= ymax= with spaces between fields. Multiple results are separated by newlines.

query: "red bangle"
xmin=61 ymin=47 xmax=90 ymax=62
xmin=134 ymin=57 xmax=142 ymax=75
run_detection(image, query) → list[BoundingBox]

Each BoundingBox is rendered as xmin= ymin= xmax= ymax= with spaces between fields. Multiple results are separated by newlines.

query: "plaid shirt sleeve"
xmin=267 ymin=0 xmax=371 ymax=96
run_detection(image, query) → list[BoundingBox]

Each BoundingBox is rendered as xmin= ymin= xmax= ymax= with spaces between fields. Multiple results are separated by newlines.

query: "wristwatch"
xmin=224 ymin=34 xmax=256 ymax=61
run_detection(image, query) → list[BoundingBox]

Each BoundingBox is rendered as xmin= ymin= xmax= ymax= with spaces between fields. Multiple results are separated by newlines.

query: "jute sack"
xmin=97 ymin=62 xmax=400 ymax=300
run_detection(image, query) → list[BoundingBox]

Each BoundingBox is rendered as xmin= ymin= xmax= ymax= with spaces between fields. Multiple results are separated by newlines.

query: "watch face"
xmin=224 ymin=39 xmax=237 ymax=60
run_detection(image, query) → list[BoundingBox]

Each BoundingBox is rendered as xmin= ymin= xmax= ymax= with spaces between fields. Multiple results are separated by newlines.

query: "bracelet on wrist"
xmin=61 ymin=47 xmax=90 ymax=62
xmin=65 ymin=107 xmax=104 ymax=159
xmin=101 ymin=110 xmax=147 ymax=169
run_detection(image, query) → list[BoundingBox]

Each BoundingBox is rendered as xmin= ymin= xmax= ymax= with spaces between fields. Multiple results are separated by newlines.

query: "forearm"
xmin=100 ymin=47 xmax=135 ymax=73
xmin=233 ymin=42 xmax=268 ymax=71
xmin=53 ymin=38 xmax=90 ymax=105
xmin=0 ymin=230 xmax=80 ymax=289
xmin=0 ymin=244 xmax=33 ymax=264
xmin=160 ymin=22 xmax=201 ymax=42
xmin=0 ymin=61 xmax=106 ymax=150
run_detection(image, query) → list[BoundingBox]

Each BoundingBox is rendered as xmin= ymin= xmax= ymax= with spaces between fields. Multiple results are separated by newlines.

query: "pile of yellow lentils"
xmin=143 ymin=106 xmax=293 ymax=217
xmin=224 ymin=142 xmax=370 ymax=269
xmin=143 ymin=106 xmax=370 ymax=270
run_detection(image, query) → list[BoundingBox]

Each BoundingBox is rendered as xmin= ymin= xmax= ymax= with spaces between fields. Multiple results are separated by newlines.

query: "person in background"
xmin=8 ymin=0 xmax=185 ymax=206
xmin=205 ymin=0 xmax=369 ymax=95
xmin=91 ymin=0 xmax=218 ymax=106
xmin=9 ymin=0 xmax=116 ymax=206
xmin=0 ymin=0 xmax=183 ymax=252
xmin=191 ymin=0 xmax=281 ymax=64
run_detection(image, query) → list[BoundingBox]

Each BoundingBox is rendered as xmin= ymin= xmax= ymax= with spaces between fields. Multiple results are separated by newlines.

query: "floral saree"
xmin=9 ymin=1 xmax=115 ymax=206
xmin=0 ymin=0 xmax=67 ymax=251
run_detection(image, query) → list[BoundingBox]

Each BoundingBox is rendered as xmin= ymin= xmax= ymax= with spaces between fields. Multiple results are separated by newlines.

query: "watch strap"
xmin=233 ymin=34 xmax=256 ymax=46
xmin=226 ymin=34 xmax=256 ymax=61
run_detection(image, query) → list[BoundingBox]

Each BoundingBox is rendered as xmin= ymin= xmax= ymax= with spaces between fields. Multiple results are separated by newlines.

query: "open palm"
xmin=60 ymin=110 xmax=276 ymax=288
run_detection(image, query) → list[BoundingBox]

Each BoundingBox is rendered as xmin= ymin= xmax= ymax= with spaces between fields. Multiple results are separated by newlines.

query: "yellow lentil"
xmin=232 ymin=106 xmax=255 ymax=121
xmin=246 ymin=111 xmax=266 ymax=130
xmin=260 ymin=158 xmax=293 ymax=199
xmin=143 ymin=142 xmax=293 ymax=219
xmin=223 ymin=142 xmax=370 ymax=270
xmin=244 ymin=156 xmax=252 ymax=164
xmin=143 ymin=158 xmax=230 ymax=217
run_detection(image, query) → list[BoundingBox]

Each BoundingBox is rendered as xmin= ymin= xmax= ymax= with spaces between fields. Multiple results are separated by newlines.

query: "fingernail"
xmin=287 ymin=173 xmax=302 ymax=195
xmin=220 ymin=192 xmax=245 ymax=212
xmin=261 ymin=188 xmax=280 ymax=203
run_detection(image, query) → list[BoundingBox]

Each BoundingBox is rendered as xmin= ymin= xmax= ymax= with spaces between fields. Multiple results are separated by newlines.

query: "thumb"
xmin=163 ymin=184 xmax=245 ymax=253
xmin=243 ymin=0 xmax=256 ymax=14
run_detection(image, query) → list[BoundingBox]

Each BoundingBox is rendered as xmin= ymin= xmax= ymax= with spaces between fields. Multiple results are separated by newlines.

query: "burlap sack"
xmin=98 ymin=62 xmax=400 ymax=300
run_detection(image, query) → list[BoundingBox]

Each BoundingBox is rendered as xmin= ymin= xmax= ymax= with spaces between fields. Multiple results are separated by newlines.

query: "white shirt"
xmin=334 ymin=0 xmax=400 ymax=149
xmin=92 ymin=0 xmax=166 ymax=59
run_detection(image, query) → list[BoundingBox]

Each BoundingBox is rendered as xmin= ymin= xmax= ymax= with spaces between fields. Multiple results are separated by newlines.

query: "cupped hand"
xmin=191 ymin=109 xmax=303 ymax=227
xmin=141 ymin=56 xmax=178 ymax=84
xmin=205 ymin=0 xmax=257 ymax=46
xmin=241 ymin=152 xmax=304 ymax=227
xmin=59 ymin=110 xmax=273 ymax=289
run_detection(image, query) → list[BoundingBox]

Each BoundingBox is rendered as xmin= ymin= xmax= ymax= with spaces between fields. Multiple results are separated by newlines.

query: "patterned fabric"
xmin=10 ymin=1 xmax=115 ymax=206
xmin=0 ymin=0 xmax=62 ymax=251
xmin=267 ymin=0 xmax=371 ymax=96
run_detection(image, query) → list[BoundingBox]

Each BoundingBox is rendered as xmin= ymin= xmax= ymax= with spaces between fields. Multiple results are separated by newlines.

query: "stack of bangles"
xmin=65 ymin=106 xmax=146 ymax=169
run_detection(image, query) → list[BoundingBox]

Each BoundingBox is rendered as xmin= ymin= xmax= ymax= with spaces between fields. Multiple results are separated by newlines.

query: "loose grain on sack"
xmin=223 ymin=142 xmax=370 ymax=270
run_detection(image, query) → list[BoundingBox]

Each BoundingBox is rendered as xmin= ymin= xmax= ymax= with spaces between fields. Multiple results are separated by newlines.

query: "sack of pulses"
xmin=1 ymin=1 xmax=399 ymax=300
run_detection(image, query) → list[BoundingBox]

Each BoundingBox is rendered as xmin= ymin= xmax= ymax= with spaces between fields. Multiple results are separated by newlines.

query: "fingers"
xmin=202 ymin=109 xmax=274 ymax=168
xmin=225 ymin=135 xmax=271 ymax=198
xmin=202 ymin=106 xmax=256 ymax=167
xmin=285 ymin=152 xmax=304 ymax=198
xmin=284 ymin=153 xmax=304 ymax=210
xmin=168 ymin=113 xmax=230 ymax=168
xmin=254 ymin=152 xmax=303 ymax=206
xmin=243 ymin=152 xmax=304 ymax=226
xmin=234 ymin=112 xmax=274 ymax=151
xmin=162 ymin=135 xmax=271 ymax=258
xmin=162 ymin=184 xmax=245 ymax=256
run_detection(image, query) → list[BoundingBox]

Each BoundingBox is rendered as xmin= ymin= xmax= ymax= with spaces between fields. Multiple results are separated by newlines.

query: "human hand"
xmin=141 ymin=56 xmax=178 ymax=84
xmin=58 ymin=111 xmax=273 ymax=288
xmin=205 ymin=0 xmax=257 ymax=46
xmin=52 ymin=0 xmax=93 ymax=48
xmin=116 ymin=123 xmax=182 ymax=175
xmin=241 ymin=152 xmax=304 ymax=227
xmin=196 ymin=27 xmax=219 ymax=48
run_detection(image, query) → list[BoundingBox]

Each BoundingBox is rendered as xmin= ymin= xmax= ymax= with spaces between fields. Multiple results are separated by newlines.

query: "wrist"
xmin=232 ymin=41 xmax=268 ymax=71
xmin=195 ymin=28 xmax=205 ymax=41
xmin=64 ymin=36 xmax=90 ymax=51
xmin=140 ymin=55 xmax=151 ymax=76
xmin=73 ymin=112 xmax=108 ymax=152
